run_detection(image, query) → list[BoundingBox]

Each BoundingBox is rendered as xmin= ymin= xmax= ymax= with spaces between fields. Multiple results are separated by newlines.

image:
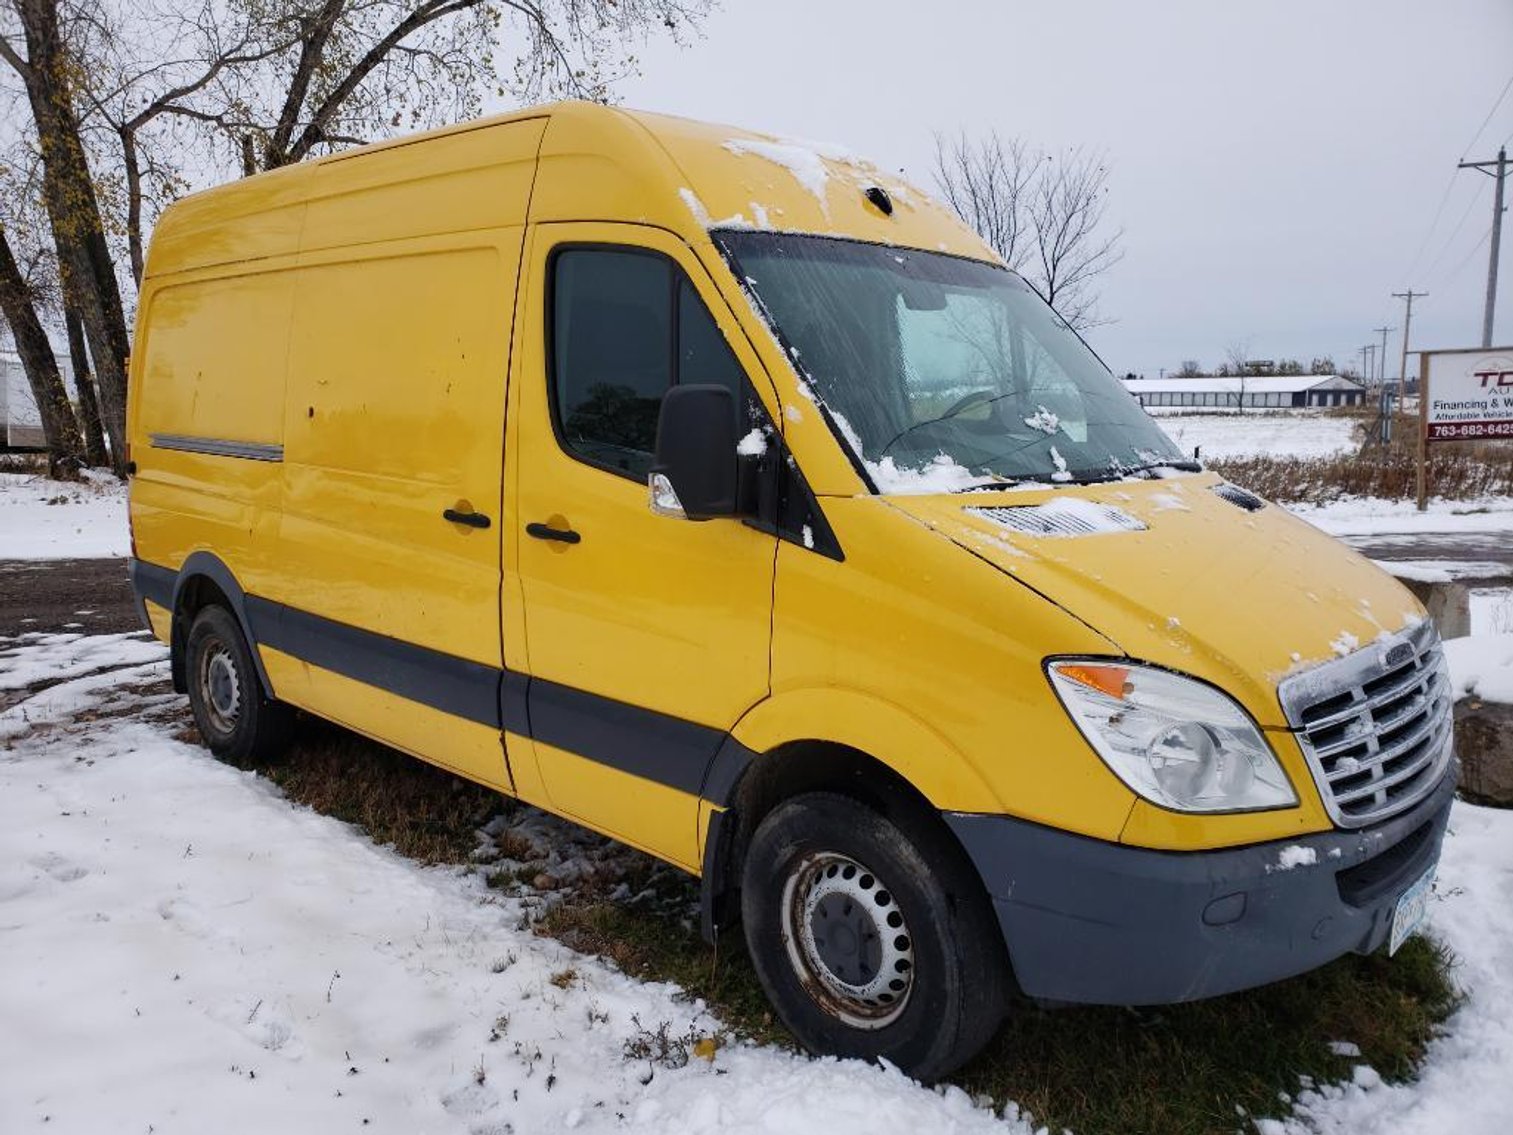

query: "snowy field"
xmin=1290 ymin=496 xmax=1513 ymax=539
xmin=2 ymin=631 xmax=1512 ymax=1134
xmin=0 ymin=635 xmax=1023 ymax=1135
xmin=1150 ymin=412 xmax=1360 ymax=460
xmin=0 ymin=471 xmax=128 ymax=559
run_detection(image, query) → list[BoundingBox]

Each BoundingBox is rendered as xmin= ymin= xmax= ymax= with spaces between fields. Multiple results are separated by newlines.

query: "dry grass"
xmin=1208 ymin=411 xmax=1513 ymax=504
xmin=213 ymin=716 xmax=507 ymax=864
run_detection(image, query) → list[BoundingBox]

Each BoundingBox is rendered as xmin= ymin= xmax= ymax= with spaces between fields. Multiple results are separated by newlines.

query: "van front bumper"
xmin=944 ymin=762 xmax=1456 ymax=1005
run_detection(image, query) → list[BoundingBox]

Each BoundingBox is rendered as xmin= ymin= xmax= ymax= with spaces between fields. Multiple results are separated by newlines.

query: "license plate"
xmin=1389 ymin=865 xmax=1436 ymax=956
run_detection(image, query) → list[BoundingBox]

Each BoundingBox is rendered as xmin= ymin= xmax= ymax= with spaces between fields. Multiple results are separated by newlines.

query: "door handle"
xmin=526 ymin=521 xmax=581 ymax=544
xmin=443 ymin=508 xmax=491 ymax=529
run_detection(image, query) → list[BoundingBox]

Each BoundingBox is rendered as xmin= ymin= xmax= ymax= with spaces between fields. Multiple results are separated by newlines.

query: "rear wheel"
xmin=740 ymin=792 xmax=1009 ymax=1081
xmin=184 ymin=605 xmax=292 ymax=764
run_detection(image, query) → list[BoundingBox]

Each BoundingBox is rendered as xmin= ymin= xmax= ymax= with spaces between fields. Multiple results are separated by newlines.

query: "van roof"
xmin=144 ymin=101 xmax=996 ymax=279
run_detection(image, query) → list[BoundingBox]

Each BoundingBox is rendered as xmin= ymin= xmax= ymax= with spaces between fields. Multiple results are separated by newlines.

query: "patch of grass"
xmin=1208 ymin=412 xmax=1513 ymax=504
xmin=218 ymin=716 xmax=506 ymax=864
xmin=0 ymin=452 xmax=48 ymax=475
xmin=954 ymin=935 xmax=1459 ymax=1135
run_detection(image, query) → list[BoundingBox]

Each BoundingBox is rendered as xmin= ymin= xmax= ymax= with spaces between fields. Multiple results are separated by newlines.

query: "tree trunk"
xmin=15 ymin=0 xmax=132 ymax=477
xmin=0 ymin=225 xmax=84 ymax=477
xmin=65 ymin=303 xmax=108 ymax=466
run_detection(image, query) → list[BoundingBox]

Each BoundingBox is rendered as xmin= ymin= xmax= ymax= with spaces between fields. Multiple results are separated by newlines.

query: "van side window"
xmin=551 ymin=247 xmax=745 ymax=480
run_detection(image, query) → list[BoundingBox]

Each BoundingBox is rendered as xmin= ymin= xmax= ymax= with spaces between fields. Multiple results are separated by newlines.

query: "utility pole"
xmin=1373 ymin=326 xmax=1393 ymax=383
xmin=1392 ymin=290 xmax=1427 ymax=396
xmin=1459 ymin=146 xmax=1507 ymax=347
xmin=1372 ymin=325 xmax=1394 ymax=443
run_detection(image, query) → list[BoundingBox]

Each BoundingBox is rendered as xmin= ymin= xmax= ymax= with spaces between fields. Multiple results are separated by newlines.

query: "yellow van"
xmin=126 ymin=101 xmax=1456 ymax=1080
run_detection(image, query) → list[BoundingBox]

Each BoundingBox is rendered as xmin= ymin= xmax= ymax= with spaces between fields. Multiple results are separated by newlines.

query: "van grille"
xmin=1277 ymin=620 xmax=1454 ymax=828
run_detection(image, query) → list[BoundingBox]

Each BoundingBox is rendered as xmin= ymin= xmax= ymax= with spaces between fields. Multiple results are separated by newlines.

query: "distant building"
xmin=1122 ymin=374 xmax=1366 ymax=410
xmin=2 ymin=349 xmax=77 ymax=450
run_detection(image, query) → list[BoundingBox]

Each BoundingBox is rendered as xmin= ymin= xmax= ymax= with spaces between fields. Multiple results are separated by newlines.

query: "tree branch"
xmin=0 ymin=31 xmax=30 ymax=81
xmin=269 ymin=0 xmax=348 ymax=166
xmin=285 ymin=0 xmax=483 ymax=165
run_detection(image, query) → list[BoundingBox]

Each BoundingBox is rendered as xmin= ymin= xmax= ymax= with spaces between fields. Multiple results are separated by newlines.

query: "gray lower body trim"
xmin=129 ymin=556 xmax=755 ymax=805
xmin=128 ymin=558 xmax=175 ymax=631
xmin=946 ymin=763 xmax=1457 ymax=1005
xmin=149 ymin=433 xmax=284 ymax=462
xmin=245 ymin=596 xmax=503 ymax=730
xmin=528 ymin=677 xmax=727 ymax=798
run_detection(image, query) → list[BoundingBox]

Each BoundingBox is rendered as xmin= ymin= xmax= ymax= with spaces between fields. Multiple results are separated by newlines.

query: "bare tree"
xmin=1 ymin=0 xmax=133 ymax=474
xmin=65 ymin=301 xmax=106 ymax=463
xmin=1027 ymin=148 xmax=1122 ymax=331
xmin=0 ymin=118 xmax=109 ymax=467
xmin=933 ymin=132 xmax=1123 ymax=331
xmin=931 ymin=131 xmax=1037 ymax=273
xmin=1226 ymin=339 xmax=1252 ymax=413
xmin=0 ymin=222 xmax=84 ymax=475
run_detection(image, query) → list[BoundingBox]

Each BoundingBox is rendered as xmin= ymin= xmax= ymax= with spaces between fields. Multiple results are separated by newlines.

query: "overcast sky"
xmin=617 ymin=0 xmax=1513 ymax=378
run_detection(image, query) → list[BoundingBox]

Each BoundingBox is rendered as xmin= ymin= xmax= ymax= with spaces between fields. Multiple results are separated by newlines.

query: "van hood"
xmin=883 ymin=472 xmax=1426 ymax=729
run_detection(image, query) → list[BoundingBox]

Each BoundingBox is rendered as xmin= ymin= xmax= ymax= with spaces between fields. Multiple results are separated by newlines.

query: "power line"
xmin=1465 ymin=71 xmax=1513 ymax=157
xmin=1421 ymin=178 xmax=1490 ymax=283
xmin=1402 ymin=70 xmax=1512 ymax=283
xmin=1439 ymin=223 xmax=1493 ymax=289
xmin=1404 ymin=174 xmax=1463 ymax=281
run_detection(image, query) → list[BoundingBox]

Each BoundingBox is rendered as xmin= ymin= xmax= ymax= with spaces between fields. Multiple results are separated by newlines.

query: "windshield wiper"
xmin=1121 ymin=458 xmax=1204 ymax=476
xmin=878 ymin=390 xmax=1021 ymax=457
xmin=1062 ymin=458 xmax=1203 ymax=486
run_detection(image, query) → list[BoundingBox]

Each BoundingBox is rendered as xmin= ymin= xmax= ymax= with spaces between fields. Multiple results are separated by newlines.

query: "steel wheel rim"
xmin=198 ymin=641 xmax=242 ymax=735
xmin=780 ymin=851 xmax=915 ymax=1029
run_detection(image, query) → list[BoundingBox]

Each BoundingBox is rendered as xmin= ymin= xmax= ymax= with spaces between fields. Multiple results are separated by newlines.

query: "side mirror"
xmin=649 ymin=385 xmax=739 ymax=520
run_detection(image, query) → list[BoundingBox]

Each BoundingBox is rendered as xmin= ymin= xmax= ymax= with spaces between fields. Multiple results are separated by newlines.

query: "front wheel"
xmin=184 ymin=605 xmax=293 ymax=764
xmin=740 ymin=792 xmax=1009 ymax=1081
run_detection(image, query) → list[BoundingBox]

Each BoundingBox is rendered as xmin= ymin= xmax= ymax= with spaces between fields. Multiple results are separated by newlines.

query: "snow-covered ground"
xmin=0 ymin=470 xmax=127 ymax=559
xmin=0 ymin=635 xmax=1022 ymax=1135
xmin=1150 ymin=412 xmax=1359 ymax=460
xmin=3 ymin=633 xmax=1513 ymax=1134
xmin=1287 ymin=495 xmax=1513 ymax=538
xmin=1445 ymin=634 xmax=1513 ymax=704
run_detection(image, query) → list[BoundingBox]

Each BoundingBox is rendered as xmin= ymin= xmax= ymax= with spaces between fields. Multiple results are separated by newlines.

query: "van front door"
xmin=510 ymin=223 xmax=777 ymax=869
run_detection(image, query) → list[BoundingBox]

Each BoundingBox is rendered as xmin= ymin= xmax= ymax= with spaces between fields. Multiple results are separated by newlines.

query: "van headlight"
xmin=1047 ymin=660 xmax=1296 ymax=812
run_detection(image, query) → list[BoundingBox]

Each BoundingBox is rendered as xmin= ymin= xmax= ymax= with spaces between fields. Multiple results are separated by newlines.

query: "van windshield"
xmin=715 ymin=232 xmax=1185 ymax=491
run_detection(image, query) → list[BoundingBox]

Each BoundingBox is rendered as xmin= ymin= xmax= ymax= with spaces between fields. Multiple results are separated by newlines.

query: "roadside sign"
xmin=1417 ymin=346 xmax=1513 ymax=509
xmin=1424 ymin=347 xmax=1513 ymax=441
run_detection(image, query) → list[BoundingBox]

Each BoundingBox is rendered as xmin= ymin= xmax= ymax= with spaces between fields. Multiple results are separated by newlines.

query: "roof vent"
xmin=863 ymin=185 xmax=894 ymax=215
xmin=967 ymin=500 xmax=1146 ymax=538
xmin=1211 ymin=482 xmax=1266 ymax=512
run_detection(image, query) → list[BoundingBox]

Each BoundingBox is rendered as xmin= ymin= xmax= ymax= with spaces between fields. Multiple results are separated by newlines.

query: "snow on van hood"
xmin=883 ymin=472 xmax=1427 ymax=729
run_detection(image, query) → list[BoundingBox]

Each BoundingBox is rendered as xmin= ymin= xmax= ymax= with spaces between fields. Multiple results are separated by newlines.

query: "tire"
xmin=184 ymin=605 xmax=293 ymax=764
xmin=740 ymin=791 xmax=1009 ymax=1081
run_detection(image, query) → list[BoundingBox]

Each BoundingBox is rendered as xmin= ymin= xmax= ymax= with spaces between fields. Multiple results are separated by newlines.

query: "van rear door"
xmin=510 ymin=223 xmax=777 ymax=869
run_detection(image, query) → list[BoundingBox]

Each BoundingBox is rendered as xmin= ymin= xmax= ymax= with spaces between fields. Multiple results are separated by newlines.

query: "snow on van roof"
xmin=721 ymin=139 xmax=832 ymax=213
